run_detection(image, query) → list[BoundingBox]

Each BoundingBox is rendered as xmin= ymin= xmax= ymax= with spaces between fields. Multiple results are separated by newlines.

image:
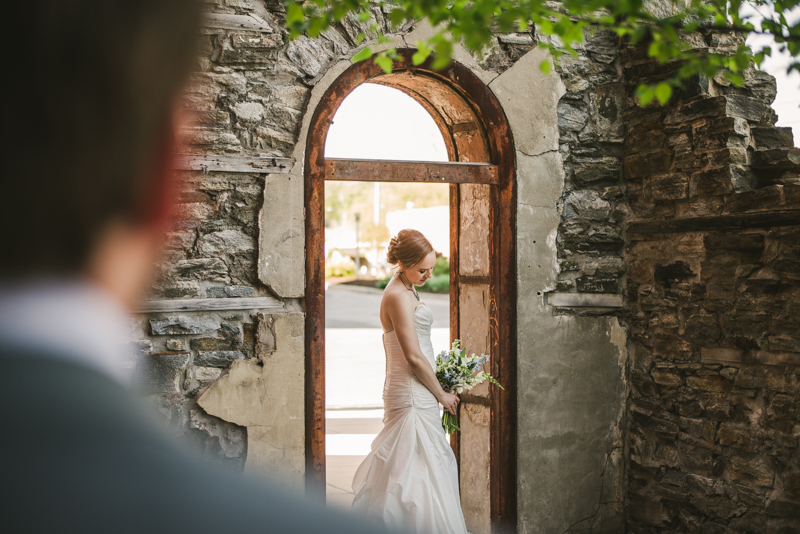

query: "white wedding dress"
xmin=351 ymin=302 xmax=467 ymax=534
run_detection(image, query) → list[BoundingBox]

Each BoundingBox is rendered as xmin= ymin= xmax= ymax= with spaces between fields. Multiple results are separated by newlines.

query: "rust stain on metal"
xmin=325 ymin=158 xmax=498 ymax=184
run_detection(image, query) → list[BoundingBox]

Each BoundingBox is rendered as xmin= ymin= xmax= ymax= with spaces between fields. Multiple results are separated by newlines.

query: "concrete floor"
xmin=324 ymin=284 xmax=450 ymax=508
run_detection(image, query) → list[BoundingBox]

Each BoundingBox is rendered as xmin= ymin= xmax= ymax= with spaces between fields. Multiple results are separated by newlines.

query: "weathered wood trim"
xmin=547 ymin=292 xmax=624 ymax=308
xmin=203 ymin=13 xmax=273 ymax=32
xmin=459 ymin=275 xmax=491 ymax=285
xmin=175 ymin=154 xmax=293 ymax=174
xmin=450 ymin=183 xmax=461 ymax=464
xmin=460 ymin=393 xmax=492 ymax=406
xmin=701 ymin=347 xmax=800 ymax=367
xmin=304 ymin=52 xmax=518 ymax=530
xmin=325 ymin=158 xmax=499 ymax=184
xmin=136 ymin=296 xmax=284 ymax=313
xmin=627 ymin=209 xmax=800 ymax=235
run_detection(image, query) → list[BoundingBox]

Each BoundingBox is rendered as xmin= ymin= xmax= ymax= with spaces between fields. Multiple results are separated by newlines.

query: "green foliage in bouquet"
xmin=435 ymin=339 xmax=503 ymax=434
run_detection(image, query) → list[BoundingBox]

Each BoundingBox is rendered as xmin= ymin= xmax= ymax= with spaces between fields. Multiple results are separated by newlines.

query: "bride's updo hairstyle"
xmin=387 ymin=229 xmax=434 ymax=271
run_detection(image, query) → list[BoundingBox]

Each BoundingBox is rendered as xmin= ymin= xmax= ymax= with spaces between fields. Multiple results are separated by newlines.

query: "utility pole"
xmin=354 ymin=212 xmax=361 ymax=280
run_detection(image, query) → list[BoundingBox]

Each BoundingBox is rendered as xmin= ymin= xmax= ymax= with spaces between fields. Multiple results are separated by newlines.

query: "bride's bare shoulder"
xmin=381 ymin=283 xmax=412 ymax=311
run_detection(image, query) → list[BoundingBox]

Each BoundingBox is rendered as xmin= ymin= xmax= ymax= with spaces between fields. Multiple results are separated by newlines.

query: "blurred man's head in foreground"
xmin=2 ymin=0 xmax=201 ymax=307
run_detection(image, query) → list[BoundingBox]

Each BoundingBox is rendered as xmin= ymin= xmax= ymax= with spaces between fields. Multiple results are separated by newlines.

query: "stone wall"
xmin=622 ymin=33 xmax=800 ymax=533
xmin=129 ymin=0 xmax=635 ymax=528
xmin=553 ymin=29 xmax=628 ymax=299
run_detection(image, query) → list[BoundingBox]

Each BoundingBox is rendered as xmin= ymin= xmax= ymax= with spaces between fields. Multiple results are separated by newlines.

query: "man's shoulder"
xmin=0 ymin=344 xmax=386 ymax=534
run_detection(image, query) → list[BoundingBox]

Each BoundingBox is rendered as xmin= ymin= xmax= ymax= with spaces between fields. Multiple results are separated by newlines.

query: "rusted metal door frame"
xmin=304 ymin=49 xmax=517 ymax=532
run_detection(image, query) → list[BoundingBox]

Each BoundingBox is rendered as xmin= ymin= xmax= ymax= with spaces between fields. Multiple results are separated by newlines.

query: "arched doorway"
xmin=304 ymin=49 xmax=517 ymax=532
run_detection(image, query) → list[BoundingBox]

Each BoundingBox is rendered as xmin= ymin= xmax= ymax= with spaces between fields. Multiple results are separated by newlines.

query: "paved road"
xmin=325 ymin=284 xmax=451 ymax=408
xmin=325 ymin=283 xmax=450 ymax=328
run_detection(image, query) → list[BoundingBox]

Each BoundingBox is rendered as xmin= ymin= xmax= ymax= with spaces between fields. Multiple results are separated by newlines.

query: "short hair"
xmin=386 ymin=229 xmax=435 ymax=270
xmin=1 ymin=0 xmax=201 ymax=277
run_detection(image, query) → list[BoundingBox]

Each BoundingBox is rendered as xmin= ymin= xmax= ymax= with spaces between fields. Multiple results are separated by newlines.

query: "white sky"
xmin=744 ymin=2 xmax=800 ymax=144
xmin=324 ymin=83 xmax=448 ymax=161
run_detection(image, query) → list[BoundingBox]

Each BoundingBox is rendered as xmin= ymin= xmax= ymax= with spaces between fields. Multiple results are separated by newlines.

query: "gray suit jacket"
xmin=0 ymin=345 xmax=386 ymax=533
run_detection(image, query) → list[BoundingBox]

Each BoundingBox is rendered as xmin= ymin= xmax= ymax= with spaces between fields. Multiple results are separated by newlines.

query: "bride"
xmin=351 ymin=229 xmax=467 ymax=534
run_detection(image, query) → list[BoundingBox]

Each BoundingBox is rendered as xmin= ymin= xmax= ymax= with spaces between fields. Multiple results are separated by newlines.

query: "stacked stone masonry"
xmin=623 ymin=31 xmax=800 ymax=533
xmin=126 ymin=0 xmax=800 ymax=531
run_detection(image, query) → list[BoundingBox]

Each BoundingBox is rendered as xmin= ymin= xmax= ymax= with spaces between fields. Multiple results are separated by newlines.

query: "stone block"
xmin=563 ymin=190 xmax=612 ymax=220
xmin=704 ymin=233 xmax=764 ymax=253
xmin=197 ymin=229 xmax=256 ymax=256
xmin=717 ymin=423 xmax=754 ymax=452
xmin=625 ymin=129 xmax=667 ymax=154
xmin=205 ymin=285 xmax=256 ymax=298
xmin=650 ymin=172 xmax=688 ymax=200
xmin=183 ymin=129 xmax=242 ymax=154
xmin=751 ymin=148 xmax=800 ymax=172
xmin=272 ymin=85 xmax=310 ymax=111
xmin=674 ymin=196 xmax=725 ymax=217
xmin=557 ymin=100 xmax=588 ymax=132
xmin=135 ymin=353 xmax=189 ymax=394
xmin=692 ymin=117 xmax=750 ymax=150
xmin=686 ymin=375 xmax=732 ymax=393
xmin=624 ymin=150 xmax=672 ymax=179
xmin=285 ymin=36 xmax=330 ymax=77
xmin=684 ymin=314 xmax=723 ymax=346
xmin=689 ymin=166 xmax=735 ymax=196
xmin=193 ymin=109 xmax=231 ymax=128
xmin=195 ymin=350 xmax=245 ymax=368
xmin=729 ymin=455 xmax=775 ymax=488
xmin=153 ymin=281 xmax=202 ymax=299
xmin=231 ymin=101 xmax=265 ymax=124
xmin=665 ymin=95 xmax=774 ymax=125
xmin=575 ymin=275 xmax=619 ymax=293
xmin=751 ymin=126 xmax=794 ymax=150
xmin=571 ymin=156 xmax=620 ymax=185
xmin=194 ymin=366 xmax=222 ymax=385
xmin=151 ymin=316 xmax=221 ymax=335
xmin=653 ymin=261 xmax=695 ymax=287
xmin=651 ymin=368 xmax=683 ymax=386
xmin=165 ymin=339 xmax=184 ymax=351
xmin=169 ymin=258 xmax=230 ymax=282
xmin=218 ymin=33 xmax=283 ymax=65
xmin=254 ymin=126 xmax=296 ymax=153
xmin=724 ymin=185 xmax=784 ymax=213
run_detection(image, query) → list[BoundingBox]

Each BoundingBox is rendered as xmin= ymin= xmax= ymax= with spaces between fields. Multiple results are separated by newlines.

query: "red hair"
xmin=387 ymin=229 xmax=434 ymax=270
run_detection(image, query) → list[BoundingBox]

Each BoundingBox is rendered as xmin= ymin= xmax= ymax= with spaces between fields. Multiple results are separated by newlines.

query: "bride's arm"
xmin=385 ymin=293 xmax=459 ymax=414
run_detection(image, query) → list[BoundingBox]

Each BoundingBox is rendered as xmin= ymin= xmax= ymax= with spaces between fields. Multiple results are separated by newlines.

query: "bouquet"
xmin=435 ymin=339 xmax=503 ymax=434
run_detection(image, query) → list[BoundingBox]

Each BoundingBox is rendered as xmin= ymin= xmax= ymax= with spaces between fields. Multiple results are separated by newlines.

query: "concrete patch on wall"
xmin=492 ymin=46 xmax=628 ymax=533
xmin=258 ymin=173 xmax=305 ymax=298
xmin=197 ymin=312 xmax=305 ymax=487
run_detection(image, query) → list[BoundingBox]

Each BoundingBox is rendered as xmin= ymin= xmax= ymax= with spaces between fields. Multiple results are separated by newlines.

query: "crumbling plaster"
xmin=198 ymin=312 xmax=305 ymax=486
xmin=240 ymin=19 xmax=629 ymax=526
xmin=490 ymin=47 xmax=629 ymax=533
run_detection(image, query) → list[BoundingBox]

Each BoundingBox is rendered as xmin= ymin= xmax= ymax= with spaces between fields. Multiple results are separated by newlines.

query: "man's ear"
xmin=141 ymin=110 xmax=185 ymax=233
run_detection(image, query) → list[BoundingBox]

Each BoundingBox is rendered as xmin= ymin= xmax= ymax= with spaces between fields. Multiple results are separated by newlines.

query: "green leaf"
xmin=412 ymin=43 xmax=432 ymax=65
xmin=375 ymin=54 xmax=393 ymax=74
xmin=285 ymin=3 xmax=305 ymax=26
xmin=539 ymin=59 xmax=551 ymax=74
xmin=655 ymin=83 xmax=672 ymax=105
xmin=351 ymin=47 xmax=373 ymax=63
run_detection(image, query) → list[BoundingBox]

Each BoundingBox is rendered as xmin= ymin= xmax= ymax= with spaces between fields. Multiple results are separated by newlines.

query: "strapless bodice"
xmin=381 ymin=302 xmax=437 ymax=411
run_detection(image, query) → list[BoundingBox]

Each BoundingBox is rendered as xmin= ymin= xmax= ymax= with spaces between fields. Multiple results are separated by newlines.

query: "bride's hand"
xmin=439 ymin=392 xmax=459 ymax=415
